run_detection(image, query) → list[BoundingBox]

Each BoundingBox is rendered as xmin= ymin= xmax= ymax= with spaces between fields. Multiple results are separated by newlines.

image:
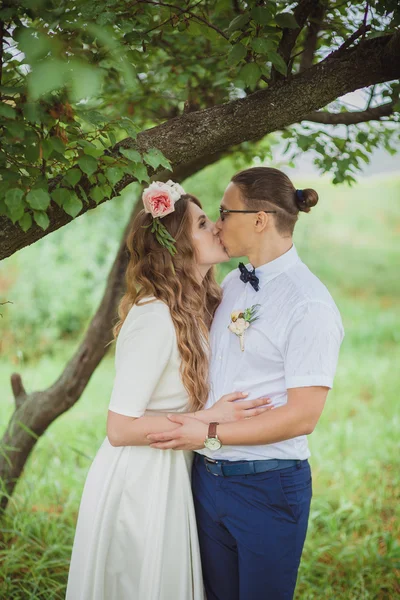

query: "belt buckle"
xmin=204 ymin=457 xmax=220 ymax=476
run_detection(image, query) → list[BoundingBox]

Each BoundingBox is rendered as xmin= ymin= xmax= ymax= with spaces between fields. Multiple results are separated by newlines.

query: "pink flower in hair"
xmin=142 ymin=180 xmax=185 ymax=219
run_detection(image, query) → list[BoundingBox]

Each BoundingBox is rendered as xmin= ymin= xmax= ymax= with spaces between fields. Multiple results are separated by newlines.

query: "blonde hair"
xmin=113 ymin=194 xmax=222 ymax=411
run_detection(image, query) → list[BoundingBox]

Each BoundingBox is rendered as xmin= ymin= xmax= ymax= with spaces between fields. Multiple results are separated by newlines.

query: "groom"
xmin=148 ymin=167 xmax=344 ymax=600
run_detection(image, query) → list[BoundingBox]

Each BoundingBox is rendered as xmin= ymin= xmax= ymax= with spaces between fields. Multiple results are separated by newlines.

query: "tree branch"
xmin=299 ymin=2 xmax=326 ymax=72
xmin=271 ymin=0 xmax=319 ymax=81
xmin=303 ymin=101 xmax=395 ymax=125
xmin=1 ymin=31 xmax=399 ymax=261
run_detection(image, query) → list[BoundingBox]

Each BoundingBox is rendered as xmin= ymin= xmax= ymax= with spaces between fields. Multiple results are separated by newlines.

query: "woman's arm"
xmin=107 ymin=392 xmax=272 ymax=447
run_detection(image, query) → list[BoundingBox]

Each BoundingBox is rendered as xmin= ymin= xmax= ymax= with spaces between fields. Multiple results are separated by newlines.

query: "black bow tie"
xmin=238 ymin=262 xmax=259 ymax=291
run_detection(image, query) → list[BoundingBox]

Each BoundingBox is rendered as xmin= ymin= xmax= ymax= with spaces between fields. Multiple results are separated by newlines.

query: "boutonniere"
xmin=228 ymin=304 xmax=261 ymax=351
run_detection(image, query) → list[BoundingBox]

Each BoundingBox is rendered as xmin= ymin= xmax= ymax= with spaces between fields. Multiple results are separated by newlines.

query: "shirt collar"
xmin=246 ymin=244 xmax=300 ymax=288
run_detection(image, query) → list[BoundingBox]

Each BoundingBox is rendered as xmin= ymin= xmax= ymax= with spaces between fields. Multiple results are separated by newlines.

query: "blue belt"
xmin=202 ymin=456 xmax=303 ymax=477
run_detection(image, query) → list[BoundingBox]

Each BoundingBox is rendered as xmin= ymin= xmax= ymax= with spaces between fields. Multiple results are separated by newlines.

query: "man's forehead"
xmin=221 ymin=182 xmax=243 ymax=208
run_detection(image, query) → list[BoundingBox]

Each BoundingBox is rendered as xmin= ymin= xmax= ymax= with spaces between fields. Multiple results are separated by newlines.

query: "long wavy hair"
xmin=113 ymin=194 xmax=222 ymax=411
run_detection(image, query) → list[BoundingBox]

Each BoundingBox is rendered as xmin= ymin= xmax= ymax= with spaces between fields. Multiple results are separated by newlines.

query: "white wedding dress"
xmin=66 ymin=299 xmax=205 ymax=600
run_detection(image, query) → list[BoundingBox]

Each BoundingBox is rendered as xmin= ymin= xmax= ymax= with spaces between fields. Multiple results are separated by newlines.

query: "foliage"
xmin=0 ymin=0 xmax=399 ymax=233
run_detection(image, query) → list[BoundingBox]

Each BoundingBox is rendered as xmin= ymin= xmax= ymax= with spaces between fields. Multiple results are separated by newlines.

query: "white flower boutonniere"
xmin=228 ymin=304 xmax=261 ymax=351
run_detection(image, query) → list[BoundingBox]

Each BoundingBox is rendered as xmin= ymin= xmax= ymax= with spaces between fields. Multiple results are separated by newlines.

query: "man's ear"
xmin=254 ymin=211 xmax=270 ymax=232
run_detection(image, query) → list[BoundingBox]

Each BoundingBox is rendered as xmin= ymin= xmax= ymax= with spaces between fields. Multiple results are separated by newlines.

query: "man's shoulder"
xmin=284 ymin=261 xmax=338 ymax=308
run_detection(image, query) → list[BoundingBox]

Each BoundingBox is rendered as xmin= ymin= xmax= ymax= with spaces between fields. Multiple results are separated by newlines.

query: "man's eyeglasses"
xmin=219 ymin=207 xmax=277 ymax=222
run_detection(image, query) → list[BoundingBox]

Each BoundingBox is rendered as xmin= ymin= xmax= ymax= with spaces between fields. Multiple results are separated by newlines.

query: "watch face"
xmin=204 ymin=437 xmax=222 ymax=451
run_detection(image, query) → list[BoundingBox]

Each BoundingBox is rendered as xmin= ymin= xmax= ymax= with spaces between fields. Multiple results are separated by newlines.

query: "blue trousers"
xmin=192 ymin=454 xmax=312 ymax=600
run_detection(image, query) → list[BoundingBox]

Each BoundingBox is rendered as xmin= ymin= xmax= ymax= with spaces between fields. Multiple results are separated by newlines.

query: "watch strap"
xmin=208 ymin=422 xmax=219 ymax=438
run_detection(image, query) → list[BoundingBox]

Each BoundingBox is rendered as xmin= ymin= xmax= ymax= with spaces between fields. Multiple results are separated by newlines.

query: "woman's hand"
xmin=196 ymin=392 xmax=273 ymax=424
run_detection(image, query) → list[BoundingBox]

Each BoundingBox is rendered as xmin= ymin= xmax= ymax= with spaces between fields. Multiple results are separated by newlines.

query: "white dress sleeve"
xmin=284 ymin=301 xmax=344 ymax=390
xmin=108 ymin=311 xmax=174 ymax=418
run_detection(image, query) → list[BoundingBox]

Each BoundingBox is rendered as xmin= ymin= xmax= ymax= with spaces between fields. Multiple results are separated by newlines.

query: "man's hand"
xmin=147 ymin=414 xmax=208 ymax=450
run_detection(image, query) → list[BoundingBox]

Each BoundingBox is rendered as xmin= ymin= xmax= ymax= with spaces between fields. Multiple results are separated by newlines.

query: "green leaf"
xmin=131 ymin=162 xmax=149 ymax=183
xmin=275 ymin=12 xmax=298 ymax=29
xmin=28 ymin=59 xmax=68 ymax=99
xmin=119 ymin=147 xmax=141 ymax=163
xmin=64 ymin=168 xmax=82 ymax=187
xmin=78 ymin=155 xmax=98 ymax=177
xmin=78 ymin=185 xmax=88 ymax=204
xmin=52 ymin=188 xmax=70 ymax=207
xmin=143 ymin=148 xmax=172 ymax=171
xmin=251 ymin=38 xmax=273 ymax=55
xmin=26 ymin=189 xmax=51 ymax=211
xmin=227 ymin=13 xmax=251 ymax=36
xmin=5 ymin=189 xmax=25 ymax=223
xmin=227 ymin=43 xmax=247 ymax=66
xmin=0 ymin=102 xmax=16 ymax=119
xmin=90 ymin=186 xmax=104 ymax=204
xmin=63 ymin=193 xmax=83 ymax=217
xmin=239 ymin=63 xmax=262 ymax=89
xmin=268 ymin=50 xmax=287 ymax=75
xmin=69 ymin=61 xmax=103 ymax=101
xmin=105 ymin=167 xmax=124 ymax=187
xmin=33 ymin=210 xmax=50 ymax=230
xmin=49 ymin=137 xmax=66 ymax=155
xmin=251 ymin=7 xmax=273 ymax=26
xmin=5 ymin=188 xmax=24 ymax=210
xmin=19 ymin=212 xmax=32 ymax=232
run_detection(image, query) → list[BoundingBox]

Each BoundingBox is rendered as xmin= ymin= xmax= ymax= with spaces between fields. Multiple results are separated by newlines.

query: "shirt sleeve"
xmin=108 ymin=311 xmax=174 ymax=417
xmin=284 ymin=301 xmax=344 ymax=390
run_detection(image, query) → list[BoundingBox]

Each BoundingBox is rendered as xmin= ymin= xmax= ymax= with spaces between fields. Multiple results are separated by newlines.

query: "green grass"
xmin=1 ymin=166 xmax=400 ymax=598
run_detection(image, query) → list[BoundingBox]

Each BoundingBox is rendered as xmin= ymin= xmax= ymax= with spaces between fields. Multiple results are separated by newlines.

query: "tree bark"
xmin=0 ymin=152 xmax=223 ymax=511
xmin=0 ymin=31 xmax=399 ymax=261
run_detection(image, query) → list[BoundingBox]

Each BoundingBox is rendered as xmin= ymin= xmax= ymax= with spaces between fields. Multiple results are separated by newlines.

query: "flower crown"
xmin=142 ymin=180 xmax=186 ymax=256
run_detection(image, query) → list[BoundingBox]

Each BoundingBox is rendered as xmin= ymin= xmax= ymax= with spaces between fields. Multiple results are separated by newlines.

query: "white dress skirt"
xmin=66 ymin=300 xmax=205 ymax=600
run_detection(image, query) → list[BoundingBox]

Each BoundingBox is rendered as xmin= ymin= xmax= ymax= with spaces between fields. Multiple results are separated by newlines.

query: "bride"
xmin=65 ymin=180 xmax=271 ymax=600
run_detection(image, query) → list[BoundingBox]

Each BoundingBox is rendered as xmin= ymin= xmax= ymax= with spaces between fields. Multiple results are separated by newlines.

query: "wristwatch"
xmin=204 ymin=422 xmax=222 ymax=451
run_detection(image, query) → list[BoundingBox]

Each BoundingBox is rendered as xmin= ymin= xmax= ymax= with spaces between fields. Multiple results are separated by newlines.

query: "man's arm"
xmin=147 ymin=386 xmax=329 ymax=450
xmin=216 ymin=386 xmax=328 ymax=446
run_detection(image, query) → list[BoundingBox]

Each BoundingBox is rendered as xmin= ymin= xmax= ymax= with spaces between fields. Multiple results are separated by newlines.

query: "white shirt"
xmin=196 ymin=244 xmax=344 ymax=461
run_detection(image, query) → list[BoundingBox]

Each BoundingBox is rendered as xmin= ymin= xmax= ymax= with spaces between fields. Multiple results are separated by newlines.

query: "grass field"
xmin=0 ymin=164 xmax=399 ymax=599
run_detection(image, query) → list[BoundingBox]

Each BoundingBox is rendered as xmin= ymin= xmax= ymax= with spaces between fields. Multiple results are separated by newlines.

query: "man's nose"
xmin=213 ymin=218 xmax=222 ymax=234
